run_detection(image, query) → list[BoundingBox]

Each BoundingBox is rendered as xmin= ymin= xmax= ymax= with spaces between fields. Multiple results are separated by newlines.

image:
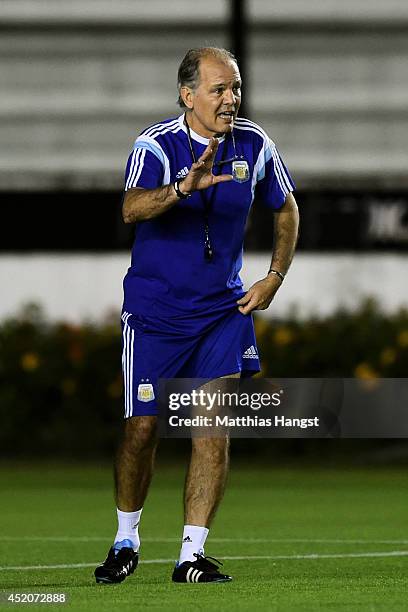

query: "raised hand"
xmin=180 ymin=138 xmax=233 ymax=194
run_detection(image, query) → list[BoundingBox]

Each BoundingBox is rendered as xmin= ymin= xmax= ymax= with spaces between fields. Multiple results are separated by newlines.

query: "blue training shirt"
xmin=122 ymin=114 xmax=295 ymax=328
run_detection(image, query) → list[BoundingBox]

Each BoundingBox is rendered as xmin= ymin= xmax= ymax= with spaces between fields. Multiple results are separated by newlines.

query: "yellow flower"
xmin=274 ymin=326 xmax=294 ymax=346
xmin=354 ymin=363 xmax=380 ymax=390
xmin=397 ymin=330 xmax=408 ymax=348
xmin=354 ymin=363 xmax=378 ymax=379
xmin=380 ymin=347 xmax=396 ymax=366
xmin=21 ymin=352 xmax=40 ymax=371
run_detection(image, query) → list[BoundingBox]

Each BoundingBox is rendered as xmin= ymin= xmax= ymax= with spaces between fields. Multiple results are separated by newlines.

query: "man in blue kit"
xmin=95 ymin=47 xmax=299 ymax=584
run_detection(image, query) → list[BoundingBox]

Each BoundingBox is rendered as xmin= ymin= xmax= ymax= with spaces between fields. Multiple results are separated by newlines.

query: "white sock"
xmin=178 ymin=524 xmax=209 ymax=564
xmin=114 ymin=508 xmax=143 ymax=551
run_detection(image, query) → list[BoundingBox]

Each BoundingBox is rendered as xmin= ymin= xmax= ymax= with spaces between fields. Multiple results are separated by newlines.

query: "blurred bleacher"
xmin=1 ymin=0 xmax=408 ymax=190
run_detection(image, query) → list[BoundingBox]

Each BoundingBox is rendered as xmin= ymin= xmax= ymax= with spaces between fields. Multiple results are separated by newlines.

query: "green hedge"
xmin=0 ymin=300 xmax=407 ymax=457
xmin=255 ymin=299 xmax=408 ymax=378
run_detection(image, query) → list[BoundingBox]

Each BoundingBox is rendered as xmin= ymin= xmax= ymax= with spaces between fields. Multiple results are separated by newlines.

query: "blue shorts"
xmin=121 ymin=309 xmax=261 ymax=417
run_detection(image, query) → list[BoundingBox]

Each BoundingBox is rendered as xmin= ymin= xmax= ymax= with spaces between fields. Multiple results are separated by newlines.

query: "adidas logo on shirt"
xmin=176 ymin=166 xmax=189 ymax=179
xmin=243 ymin=345 xmax=258 ymax=359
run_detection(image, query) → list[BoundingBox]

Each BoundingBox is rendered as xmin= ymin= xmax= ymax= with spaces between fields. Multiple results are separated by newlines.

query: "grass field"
xmin=0 ymin=461 xmax=407 ymax=611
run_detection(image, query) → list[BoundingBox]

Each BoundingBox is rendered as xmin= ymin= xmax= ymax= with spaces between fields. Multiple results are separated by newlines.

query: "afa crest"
xmin=137 ymin=383 xmax=155 ymax=402
xmin=232 ymin=160 xmax=249 ymax=183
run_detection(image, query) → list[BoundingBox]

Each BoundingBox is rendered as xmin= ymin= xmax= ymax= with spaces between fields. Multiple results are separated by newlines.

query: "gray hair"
xmin=177 ymin=47 xmax=237 ymax=108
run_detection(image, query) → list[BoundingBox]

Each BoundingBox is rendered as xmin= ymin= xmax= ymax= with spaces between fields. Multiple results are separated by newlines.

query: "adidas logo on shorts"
xmin=243 ymin=345 xmax=258 ymax=359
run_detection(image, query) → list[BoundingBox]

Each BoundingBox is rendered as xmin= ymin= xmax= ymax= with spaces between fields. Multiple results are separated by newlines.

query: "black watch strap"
xmin=174 ymin=180 xmax=191 ymax=199
xmin=268 ymin=268 xmax=285 ymax=283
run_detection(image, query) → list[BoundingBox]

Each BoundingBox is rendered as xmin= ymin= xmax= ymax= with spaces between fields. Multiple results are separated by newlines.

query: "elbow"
xmin=122 ymin=197 xmax=138 ymax=224
xmin=122 ymin=194 xmax=132 ymax=223
xmin=122 ymin=210 xmax=134 ymax=224
xmin=123 ymin=209 xmax=146 ymax=223
xmin=122 ymin=190 xmax=145 ymax=223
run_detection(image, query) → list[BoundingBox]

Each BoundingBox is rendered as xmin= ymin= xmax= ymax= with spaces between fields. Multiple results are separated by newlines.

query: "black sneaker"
xmin=94 ymin=540 xmax=139 ymax=584
xmin=172 ymin=553 xmax=232 ymax=583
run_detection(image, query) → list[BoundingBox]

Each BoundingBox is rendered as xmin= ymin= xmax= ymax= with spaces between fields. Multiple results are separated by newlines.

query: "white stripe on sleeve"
xmin=271 ymin=145 xmax=292 ymax=193
xmin=125 ymin=149 xmax=141 ymax=190
xmin=271 ymin=147 xmax=290 ymax=195
xmin=130 ymin=149 xmax=146 ymax=189
xmin=125 ymin=151 xmax=137 ymax=191
xmin=126 ymin=148 xmax=147 ymax=191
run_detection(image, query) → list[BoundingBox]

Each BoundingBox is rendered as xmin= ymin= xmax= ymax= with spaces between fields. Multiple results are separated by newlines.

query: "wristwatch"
xmin=173 ymin=180 xmax=191 ymax=199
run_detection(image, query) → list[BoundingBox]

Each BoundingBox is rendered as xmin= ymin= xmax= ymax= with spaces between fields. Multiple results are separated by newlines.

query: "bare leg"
xmin=184 ymin=373 xmax=240 ymax=527
xmin=114 ymin=415 xmax=158 ymax=511
xmin=184 ymin=435 xmax=230 ymax=526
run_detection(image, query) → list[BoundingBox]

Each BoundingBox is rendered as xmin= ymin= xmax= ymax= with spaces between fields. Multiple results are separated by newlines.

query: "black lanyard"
xmin=184 ymin=115 xmax=229 ymax=262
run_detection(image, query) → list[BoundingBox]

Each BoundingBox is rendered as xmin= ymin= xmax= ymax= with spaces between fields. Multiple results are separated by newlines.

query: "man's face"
xmin=183 ymin=57 xmax=242 ymax=137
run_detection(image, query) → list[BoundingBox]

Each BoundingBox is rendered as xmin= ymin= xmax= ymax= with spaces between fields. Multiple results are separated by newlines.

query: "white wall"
xmin=0 ymin=253 xmax=406 ymax=323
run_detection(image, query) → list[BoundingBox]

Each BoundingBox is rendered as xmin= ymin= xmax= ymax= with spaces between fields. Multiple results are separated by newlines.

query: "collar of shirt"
xmin=177 ymin=114 xmax=226 ymax=146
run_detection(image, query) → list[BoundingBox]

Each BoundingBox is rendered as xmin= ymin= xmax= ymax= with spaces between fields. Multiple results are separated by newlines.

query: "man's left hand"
xmin=236 ymin=275 xmax=282 ymax=315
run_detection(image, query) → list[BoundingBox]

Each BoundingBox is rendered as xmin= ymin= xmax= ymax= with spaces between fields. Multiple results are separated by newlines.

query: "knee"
xmin=123 ymin=416 xmax=157 ymax=452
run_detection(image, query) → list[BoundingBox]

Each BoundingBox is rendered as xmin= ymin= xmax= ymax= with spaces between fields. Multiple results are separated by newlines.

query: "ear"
xmin=180 ymin=86 xmax=194 ymax=109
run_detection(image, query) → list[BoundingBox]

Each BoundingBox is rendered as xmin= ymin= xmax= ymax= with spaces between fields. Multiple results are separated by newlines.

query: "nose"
xmin=223 ymin=88 xmax=236 ymax=106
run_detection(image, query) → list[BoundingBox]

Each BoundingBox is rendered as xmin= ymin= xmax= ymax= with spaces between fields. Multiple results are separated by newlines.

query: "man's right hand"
xmin=123 ymin=138 xmax=234 ymax=223
xmin=180 ymin=138 xmax=233 ymax=194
